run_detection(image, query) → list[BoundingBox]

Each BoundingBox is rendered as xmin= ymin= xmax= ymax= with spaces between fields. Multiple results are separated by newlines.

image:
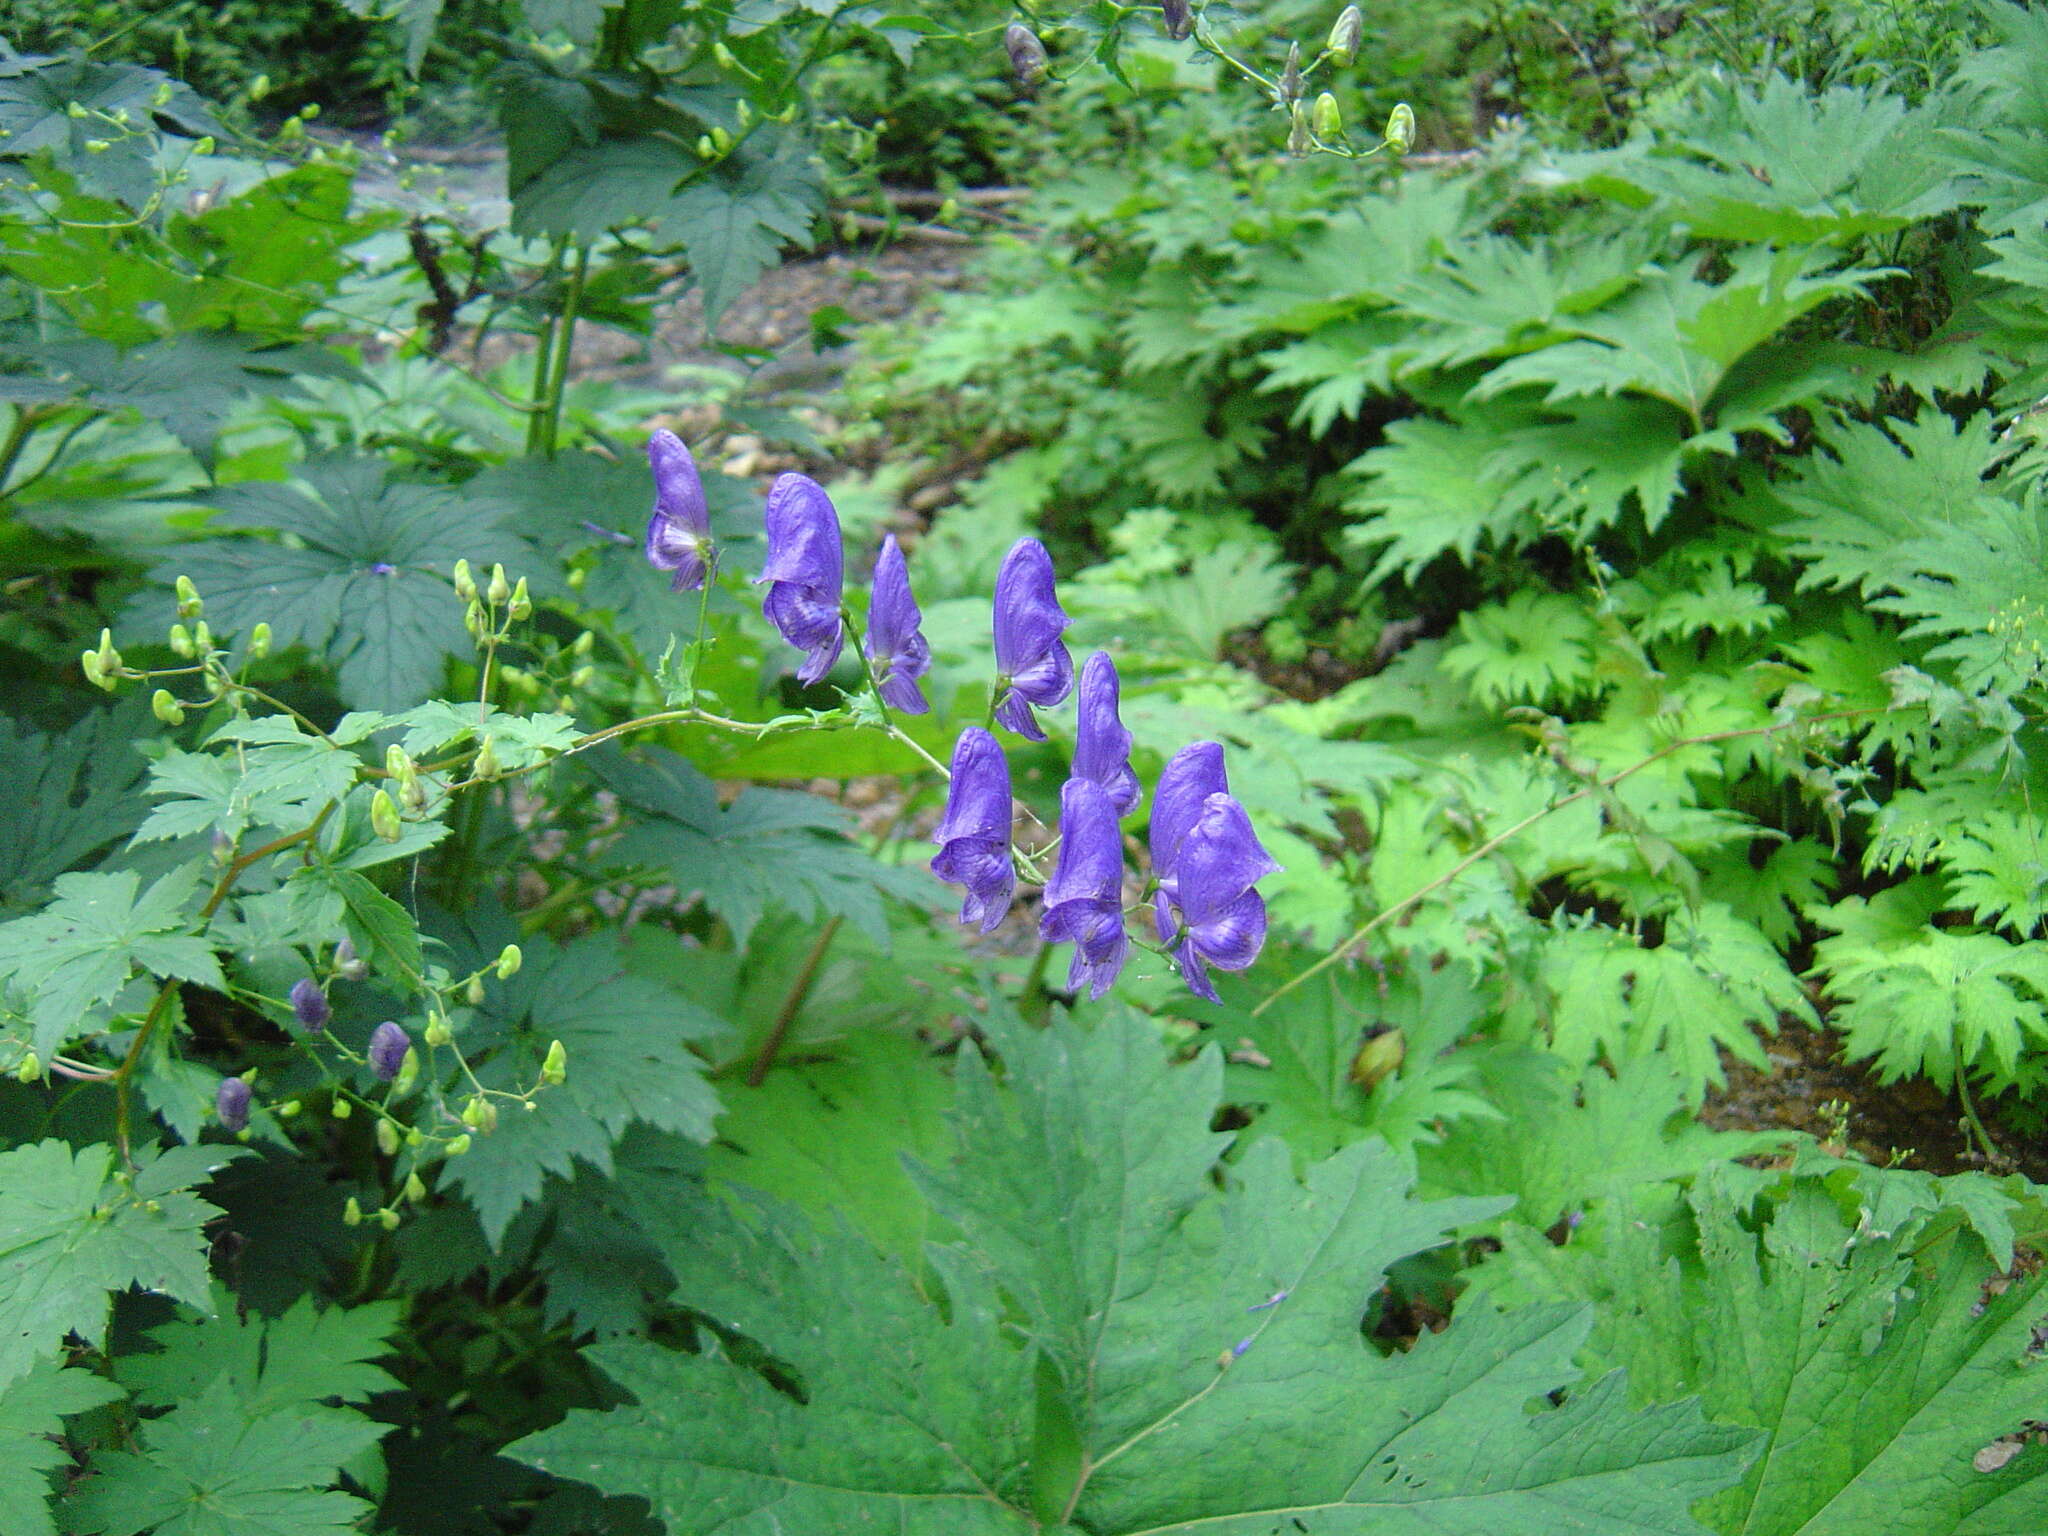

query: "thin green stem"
xmin=1953 ymin=1028 xmax=2001 ymax=1165
xmin=1017 ymin=940 xmax=1057 ymax=1023
xmin=744 ymin=915 xmax=844 ymax=1087
xmin=538 ymin=244 xmax=590 ymax=459
xmin=522 ymin=245 xmax=564 ymax=457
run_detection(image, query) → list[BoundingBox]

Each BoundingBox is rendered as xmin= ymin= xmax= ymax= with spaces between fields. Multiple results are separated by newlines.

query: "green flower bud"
xmin=279 ymin=1099 xmax=302 ymax=1119
xmin=151 ymin=689 xmax=185 ymax=726
xmin=248 ymin=622 xmax=272 ymax=659
xmin=81 ymin=650 xmax=110 ymax=690
xmin=465 ymin=975 xmax=486 ymax=1006
xmin=376 ymin=1118 xmax=400 ymax=1156
xmin=385 ymin=743 xmax=413 ymax=781
xmin=487 ymin=564 xmax=511 ymax=605
xmin=463 ymin=600 xmax=486 ymax=637
xmin=400 ymin=775 xmax=427 ymax=812
xmin=1312 ymin=91 xmax=1342 ymax=140
xmin=452 ymin=559 xmax=476 ymax=601
xmin=1005 ymin=23 xmax=1048 ymax=85
xmin=331 ymin=1097 xmax=351 ymax=1120
xmin=393 ymin=1048 xmax=419 ymax=1095
xmin=404 ymin=1172 xmax=428 ymax=1203
xmin=508 ymin=577 xmax=531 ymax=621
xmin=444 ymin=1133 xmax=471 ymax=1157
xmin=174 ymin=575 xmax=203 ymax=619
xmin=496 ymin=943 xmax=522 ymax=979
xmin=343 ymin=1196 xmax=363 ymax=1226
xmin=168 ymin=623 xmax=194 ymax=657
xmin=190 ymin=620 xmax=212 ymax=654
xmin=569 ymin=665 xmax=595 ymax=690
xmin=404 ymin=1125 xmax=425 ymax=1148
xmin=566 ymin=565 xmax=587 ymax=592
xmin=1384 ymin=101 xmax=1415 ymax=154
xmin=697 ymin=133 xmax=717 ymax=160
xmin=95 ymin=628 xmax=122 ymax=675
xmin=377 ymin=1205 xmax=400 ymax=1230
xmin=15 ymin=1053 xmax=41 ymax=1083
xmin=472 ymin=738 xmax=500 ymax=782
xmin=84 ymin=139 xmax=110 ymax=155
xmin=1279 ymin=41 xmax=1303 ymax=102
xmin=248 ymin=73 xmax=270 ymax=101
xmin=1328 ymin=5 xmax=1363 ymax=66
xmin=1287 ymin=101 xmax=1313 ymax=155
xmin=370 ymin=789 xmax=402 ymax=843
xmin=194 ymin=135 xmax=214 ymax=156
xmin=540 ymin=1038 xmax=568 ymax=1087
xmin=424 ymin=1015 xmax=452 ymax=1048
xmin=571 ymin=630 xmax=595 ymax=657
xmin=461 ymin=1095 xmax=499 ymax=1134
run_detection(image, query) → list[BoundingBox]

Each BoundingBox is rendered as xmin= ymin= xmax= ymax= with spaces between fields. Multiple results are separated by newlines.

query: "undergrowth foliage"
xmin=6 ymin=3 xmax=2048 ymax=1535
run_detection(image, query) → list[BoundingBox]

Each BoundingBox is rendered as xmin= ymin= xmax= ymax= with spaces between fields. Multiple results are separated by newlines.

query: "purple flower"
xmin=992 ymin=538 xmax=1073 ymax=741
xmin=215 ymin=1077 xmax=251 ymax=1133
xmin=931 ymin=727 xmax=1015 ymax=933
xmin=290 ymin=978 xmax=329 ymax=1032
xmin=1072 ymin=651 xmax=1139 ymax=815
xmin=368 ymin=1021 xmax=411 ymax=1082
xmin=1158 ymin=792 xmax=1281 ymax=1003
xmin=1149 ymin=740 xmax=1228 ymax=900
xmin=865 ymin=534 xmax=931 ymax=715
xmin=644 ymin=429 xmax=713 ymax=593
xmin=1039 ymin=778 xmax=1129 ymax=999
xmin=755 ymin=473 xmax=845 ymax=685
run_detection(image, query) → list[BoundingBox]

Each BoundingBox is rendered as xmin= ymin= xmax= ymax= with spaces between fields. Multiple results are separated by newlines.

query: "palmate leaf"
xmin=511 ymin=1009 xmax=1756 ymax=1534
xmin=656 ymin=132 xmax=821 ymax=326
xmin=1475 ymin=1169 xmax=2048 ymax=1536
xmin=0 ymin=1141 xmax=220 ymax=1394
xmin=152 ymin=457 xmax=545 ymax=710
xmin=0 ymin=1361 xmax=126 ymax=1536
xmin=591 ymin=746 xmax=926 ymax=948
xmin=0 ymin=704 xmax=149 ymax=912
xmin=0 ymin=869 xmax=224 ymax=1060
xmin=444 ymin=933 xmax=725 ymax=1246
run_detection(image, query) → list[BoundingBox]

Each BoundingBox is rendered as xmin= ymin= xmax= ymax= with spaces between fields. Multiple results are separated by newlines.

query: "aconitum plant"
xmin=661 ymin=440 xmax=1278 ymax=1001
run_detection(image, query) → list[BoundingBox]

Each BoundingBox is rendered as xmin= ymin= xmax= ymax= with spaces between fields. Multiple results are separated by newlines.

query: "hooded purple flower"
xmin=755 ymin=473 xmax=845 ymax=685
xmin=644 ymin=430 xmax=713 ymax=593
xmin=368 ymin=1021 xmax=411 ymax=1082
xmin=1072 ymin=651 xmax=1139 ymax=815
xmin=1149 ymin=741 xmax=1228 ymax=902
xmin=992 ymin=538 xmax=1073 ymax=741
xmin=1158 ymin=792 xmax=1281 ymax=1002
xmin=931 ymin=727 xmax=1015 ymax=932
xmin=1039 ymin=778 xmax=1130 ymax=999
xmin=290 ymin=978 xmax=330 ymax=1032
xmin=865 ymin=534 xmax=931 ymax=715
xmin=215 ymin=1077 xmax=251 ymax=1133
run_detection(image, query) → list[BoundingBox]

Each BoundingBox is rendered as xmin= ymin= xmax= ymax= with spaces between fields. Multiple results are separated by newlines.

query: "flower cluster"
xmin=647 ymin=434 xmax=1279 ymax=1003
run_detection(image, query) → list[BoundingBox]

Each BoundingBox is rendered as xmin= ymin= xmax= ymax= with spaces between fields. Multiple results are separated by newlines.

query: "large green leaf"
xmin=0 ymin=1141 xmax=222 ymax=1393
xmin=511 ymin=1010 xmax=1757 ymax=1533
xmin=0 ymin=705 xmax=149 ymax=913
xmin=656 ymin=134 xmax=822 ymax=325
xmin=1474 ymin=1168 xmax=2048 ymax=1535
xmin=0 ymin=1361 xmax=126 ymax=1536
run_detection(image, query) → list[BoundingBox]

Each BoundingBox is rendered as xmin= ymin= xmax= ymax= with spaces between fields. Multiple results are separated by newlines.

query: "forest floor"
xmin=354 ymin=130 xmax=2037 ymax=1185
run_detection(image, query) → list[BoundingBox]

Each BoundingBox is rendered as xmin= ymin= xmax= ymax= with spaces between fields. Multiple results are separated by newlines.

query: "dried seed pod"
xmin=1005 ymin=23 xmax=1048 ymax=85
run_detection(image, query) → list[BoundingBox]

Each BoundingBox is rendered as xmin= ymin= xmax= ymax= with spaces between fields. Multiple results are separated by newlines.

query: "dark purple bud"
xmin=215 ymin=1077 xmax=251 ymax=1133
xmin=1072 ymin=651 xmax=1139 ymax=816
xmin=865 ymin=534 xmax=931 ymax=715
xmin=931 ymin=727 xmax=1015 ymax=933
xmin=754 ymin=473 xmax=845 ymax=685
xmin=1159 ymin=792 xmax=1280 ymax=1002
xmin=1149 ymin=740 xmax=1227 ymax=900
xmin=1005 ymin=22 xmax=1048 ymax=84
xmin=368 ymin=1021 xmax=411 ymax=1082
xmin=1039 ymin=778 xmax=1130 ymax=1000
xmin=992 ymin=538 xmax=1073 ymax=741
xmin=1161 ymin=0 xmax=1192 ymax=40
xmin=644 ymin=429 xmax=713 ymax=593
xmin=290 ymin=978 xmax=330 ymax=1032
xmin=334 ymin=937 xmax=368 ymax=982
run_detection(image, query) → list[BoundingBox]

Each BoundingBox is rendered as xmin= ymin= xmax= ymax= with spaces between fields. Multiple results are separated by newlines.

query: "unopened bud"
xmin=463 ymin=600 xmax=486 ymax=637
xmin=401 ymin=776 xmax=426 ymax=811
xmin=150 ymin=689 xmax=184 ymax=725
xmin=334 ymin=937 xmax=369 ymax=981
xmin=168 ymin=623 xmax=194 ymax=657
xmin=571 ymin=630 xmax=595 ymax=657
xmin=385 ymin=743 xmax=413 ymax=781
xmin=508 ymin=577 xmax=531 ymax=620
xmin=444 ymin=1133 xmax=471 ymax=1157
xmin=376 ymin=1206 xmax=400 ymax=1230
xmin=370 ymin=789 xmax=402 ymax=842
xmin=697 ymin=134 xmax=717 ymax=160
xmin=1329 ymin=5 xmax=1363 ymax=66
xmin=487 ymin=564 xmax=510 ymax=604
xmin=331 ymin=1097 xmax=352 ymax=1120
xmin=190 ymin=620 xmax=212 ymax=654
xmin=424 ymin=1016 xmax=452 ymax=1048
xmin=343 ymin=1196 xmax=363 ymax=1226
xmin=569 ymin=665 xmax=595 ymax=689
xmin=465 ymin=975 xmax=486 ymax=1006
xmin=95 ymin=628 xmax=122 ymax=675
xmin=452 ymin=558 xmax=476 ymax=601
xmin=496 ymin=943 xmax=522 ymax=979
xmin=540 ymin=1038 xmax=568 ymax=1086
xmin=174 ymin=575 xmax=203 ymax=619
xmin=194 ymin=135 xmax=215 ymax=156
xmin=1279 ymin=41 xmax=1303 ymax=101
xmin=1287 ymin=102 xmax=1313 ymax=155
xmin=248 ymin=622 xmax=271 ymax=659
xmin=393 ymin=1048 xmax=418 ymax=1095
xmin=710 ymin=125 xmax=731 ymax=154
xmin=404 ymin=1172 xmax=428 ymax=1203
xmin=16 ymin=1053 xmax=41 ymax=1084
xmin=462 ymin=1095 xmax=499 ymax=1134
xmin=376 ymin=1118 xmax=400 ymax=1156
xmin=1005 ymin=23 xmax=1048 ymax=85
xmin=278 ymin=1098 xmax=302 ymax=1119
xmin=81 ymin=650 xmax=109 ymax=690
xmin=1384 ymin=102 xmax=1414 ymax=153
xmin=1161 ymin=0 xmax=1192 ymax=39
xmin=1312 ymin=91 xmax=1342 ymax=140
